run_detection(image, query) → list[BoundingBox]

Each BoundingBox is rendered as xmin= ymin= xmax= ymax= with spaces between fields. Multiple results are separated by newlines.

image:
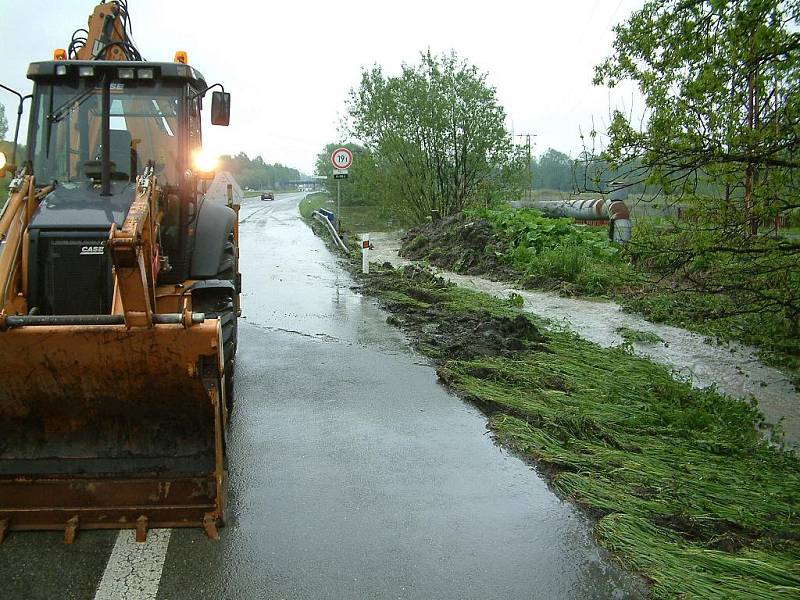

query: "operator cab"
xmin=27 ymin=60 xmax=211 ymax=189
xmin=22 ymin=60 xmax=229 ymax=315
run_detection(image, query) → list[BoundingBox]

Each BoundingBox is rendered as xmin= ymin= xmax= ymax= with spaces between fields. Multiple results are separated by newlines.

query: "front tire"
xmin=194 ymin=232 xmax=238 ymax=414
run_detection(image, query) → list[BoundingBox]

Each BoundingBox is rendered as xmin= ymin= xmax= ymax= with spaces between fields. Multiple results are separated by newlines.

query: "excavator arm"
xmin=108 ymin=167 xmax=158 ymax=328
xmin=75 ymin=1 xmax=138 ymax=61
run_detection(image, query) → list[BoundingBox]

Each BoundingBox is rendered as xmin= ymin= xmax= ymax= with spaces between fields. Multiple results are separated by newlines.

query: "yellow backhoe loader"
xmin=0 ymin=1 xmax=239 ymax=543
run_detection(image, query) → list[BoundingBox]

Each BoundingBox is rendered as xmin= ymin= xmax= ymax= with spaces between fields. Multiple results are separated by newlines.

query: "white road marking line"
xmin=93 ymin=528 xmax=171 ymax=600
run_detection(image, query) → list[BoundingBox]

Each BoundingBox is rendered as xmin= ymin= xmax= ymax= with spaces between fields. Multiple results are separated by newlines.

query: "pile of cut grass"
xmin=362 ymin=265 xmax=800 ymax=599
xmin=616 ymin=326 xmax=664 ymax=345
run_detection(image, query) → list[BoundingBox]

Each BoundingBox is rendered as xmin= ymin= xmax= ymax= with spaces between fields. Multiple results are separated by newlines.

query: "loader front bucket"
xmin=0 ymin=318 xmax=227 ymax=541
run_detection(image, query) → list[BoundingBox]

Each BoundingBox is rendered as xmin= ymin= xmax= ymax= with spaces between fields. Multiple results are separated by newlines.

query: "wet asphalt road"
xmin=0 ymin=193 xmax=644 ymax=599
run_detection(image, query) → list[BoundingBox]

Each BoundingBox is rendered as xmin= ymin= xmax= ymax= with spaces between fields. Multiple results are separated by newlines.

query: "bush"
xmin=472 ymin=208 xmax=633 ymax=296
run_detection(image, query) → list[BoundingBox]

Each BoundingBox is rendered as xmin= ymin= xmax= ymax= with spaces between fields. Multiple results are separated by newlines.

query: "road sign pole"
xmin=330 ymin=147 xmax=353 ymax=233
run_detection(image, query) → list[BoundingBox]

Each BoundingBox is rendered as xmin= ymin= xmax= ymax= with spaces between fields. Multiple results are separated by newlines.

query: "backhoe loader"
xmin=0 ymin=1 xmax=239 ymax=542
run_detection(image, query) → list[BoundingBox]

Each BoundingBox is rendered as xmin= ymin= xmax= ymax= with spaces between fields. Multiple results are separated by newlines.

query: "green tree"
xmin=314 ymin=143 xmax=397 ymax=212
xmin=532 ymin=148 xmax=576 ymax=191
xmin=346 ymin=50 xmax=525 ymax=223
xmin=217 ymin=152 xmax=303 ymax=190
xmin=595 ymin=0 xmax=800 ymax=328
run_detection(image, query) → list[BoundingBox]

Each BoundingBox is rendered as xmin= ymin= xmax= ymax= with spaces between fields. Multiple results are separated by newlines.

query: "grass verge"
xmin=338 ymin=203 xmax=405 ymax=233
xmin=299 ymin=192 xmax=332 ymax=219
xmin=299 ymin=192 xmax=405 ymax=233
xmin=348 ymin=260 xmax=800 ymax=599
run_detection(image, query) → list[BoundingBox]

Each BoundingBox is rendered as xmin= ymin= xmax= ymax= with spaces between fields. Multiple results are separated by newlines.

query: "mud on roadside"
xmin=366 ymin=265 xmax=546 ymax=360
xmin=400 ymin=213 xmax=517 ymax=278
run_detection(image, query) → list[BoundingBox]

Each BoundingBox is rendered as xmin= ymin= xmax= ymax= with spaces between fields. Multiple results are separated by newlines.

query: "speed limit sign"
xmin=331 ymin=147 xmax=353 ymax=170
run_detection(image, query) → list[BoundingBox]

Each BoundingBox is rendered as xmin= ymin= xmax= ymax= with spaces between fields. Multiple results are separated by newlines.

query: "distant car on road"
xmin=261 ymin=190 xmax=275 ymax=201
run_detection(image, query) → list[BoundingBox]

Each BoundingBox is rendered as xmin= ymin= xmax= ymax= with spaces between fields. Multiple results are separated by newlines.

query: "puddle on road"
xmin=369 ymin=232 xmax=800 ymax=450
xmin=238 ymin=197 xmax=411 ymax=355
xmin=224 ymin=197 xmax=648 ymax=598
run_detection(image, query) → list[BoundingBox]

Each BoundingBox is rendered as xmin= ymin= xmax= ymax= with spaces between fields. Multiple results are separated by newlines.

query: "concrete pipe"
xmin=529 ymin=196 xmax=632 ymax=244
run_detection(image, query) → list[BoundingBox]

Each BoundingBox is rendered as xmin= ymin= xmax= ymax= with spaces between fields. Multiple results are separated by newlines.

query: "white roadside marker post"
xmin=362 ymin=234 xmax=370 ymax=274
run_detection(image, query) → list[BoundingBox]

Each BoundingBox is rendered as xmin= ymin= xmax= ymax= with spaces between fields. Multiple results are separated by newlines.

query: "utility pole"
xmin=516 ymin=133 xmax=536 ymax=201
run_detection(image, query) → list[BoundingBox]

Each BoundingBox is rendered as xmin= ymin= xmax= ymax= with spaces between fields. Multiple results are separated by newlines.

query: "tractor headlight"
xmin=192 ymin=150 xmax=217 ymax=179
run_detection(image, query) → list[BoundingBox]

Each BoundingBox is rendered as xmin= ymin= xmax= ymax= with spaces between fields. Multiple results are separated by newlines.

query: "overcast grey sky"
xmin=0 ymin=0 xmax=644 ymax=174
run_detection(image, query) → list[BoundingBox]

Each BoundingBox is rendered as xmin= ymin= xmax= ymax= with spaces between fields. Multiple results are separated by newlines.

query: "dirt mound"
xmin=400 ymin=214 xmax=514 ymax=277
xmin=369 ymin=265 xmax=545 ymax=360
xmin=432 ymin=310 xmax=546 ymax=359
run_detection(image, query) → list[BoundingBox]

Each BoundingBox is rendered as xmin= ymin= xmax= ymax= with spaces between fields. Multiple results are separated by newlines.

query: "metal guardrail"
xmin=312 ymin=210 xmax=350 ymax=254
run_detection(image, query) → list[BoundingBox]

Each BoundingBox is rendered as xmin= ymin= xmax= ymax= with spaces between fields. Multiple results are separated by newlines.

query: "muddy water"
xmin=369 ymin=232 xmax=800 ymax=450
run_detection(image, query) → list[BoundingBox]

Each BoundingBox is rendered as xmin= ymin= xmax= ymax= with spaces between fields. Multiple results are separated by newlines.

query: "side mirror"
xmin=211 ymin=91 xmax=230 ymax=126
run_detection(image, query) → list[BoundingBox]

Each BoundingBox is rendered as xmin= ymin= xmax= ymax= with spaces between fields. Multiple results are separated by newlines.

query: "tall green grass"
xmin=298 ymin=192 xmax=332 ymax=219
xmin=469 ymin=208 xmax=634 ymax=296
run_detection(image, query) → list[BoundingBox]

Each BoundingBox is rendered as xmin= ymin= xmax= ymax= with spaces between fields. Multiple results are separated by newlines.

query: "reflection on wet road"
xmin=161 ymin=193 xmax=644 ymax=599
xmin=0 ymin=193 xmax=645 ymax=600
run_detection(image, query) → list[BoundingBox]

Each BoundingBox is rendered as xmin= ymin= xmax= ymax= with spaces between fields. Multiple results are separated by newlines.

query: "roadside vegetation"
xmin=403 ymin=208 xmax=631 ymax=296
xmin=312 ymin=49 xmax=527 ymax=228
xmin=314 ymin=0 xmax=800 ymax=383
xmin=592 ymin=0 xmax=800 ymax=378
xmin=299 ymin=190 xmax=405 ymax=233
xmin=345 ymin=262 xmax=800 ymax=599
xmin=298 ymin=192 xmax=331 ymax=219
xmin=400 ymin=207 xmax=800 ymax=383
